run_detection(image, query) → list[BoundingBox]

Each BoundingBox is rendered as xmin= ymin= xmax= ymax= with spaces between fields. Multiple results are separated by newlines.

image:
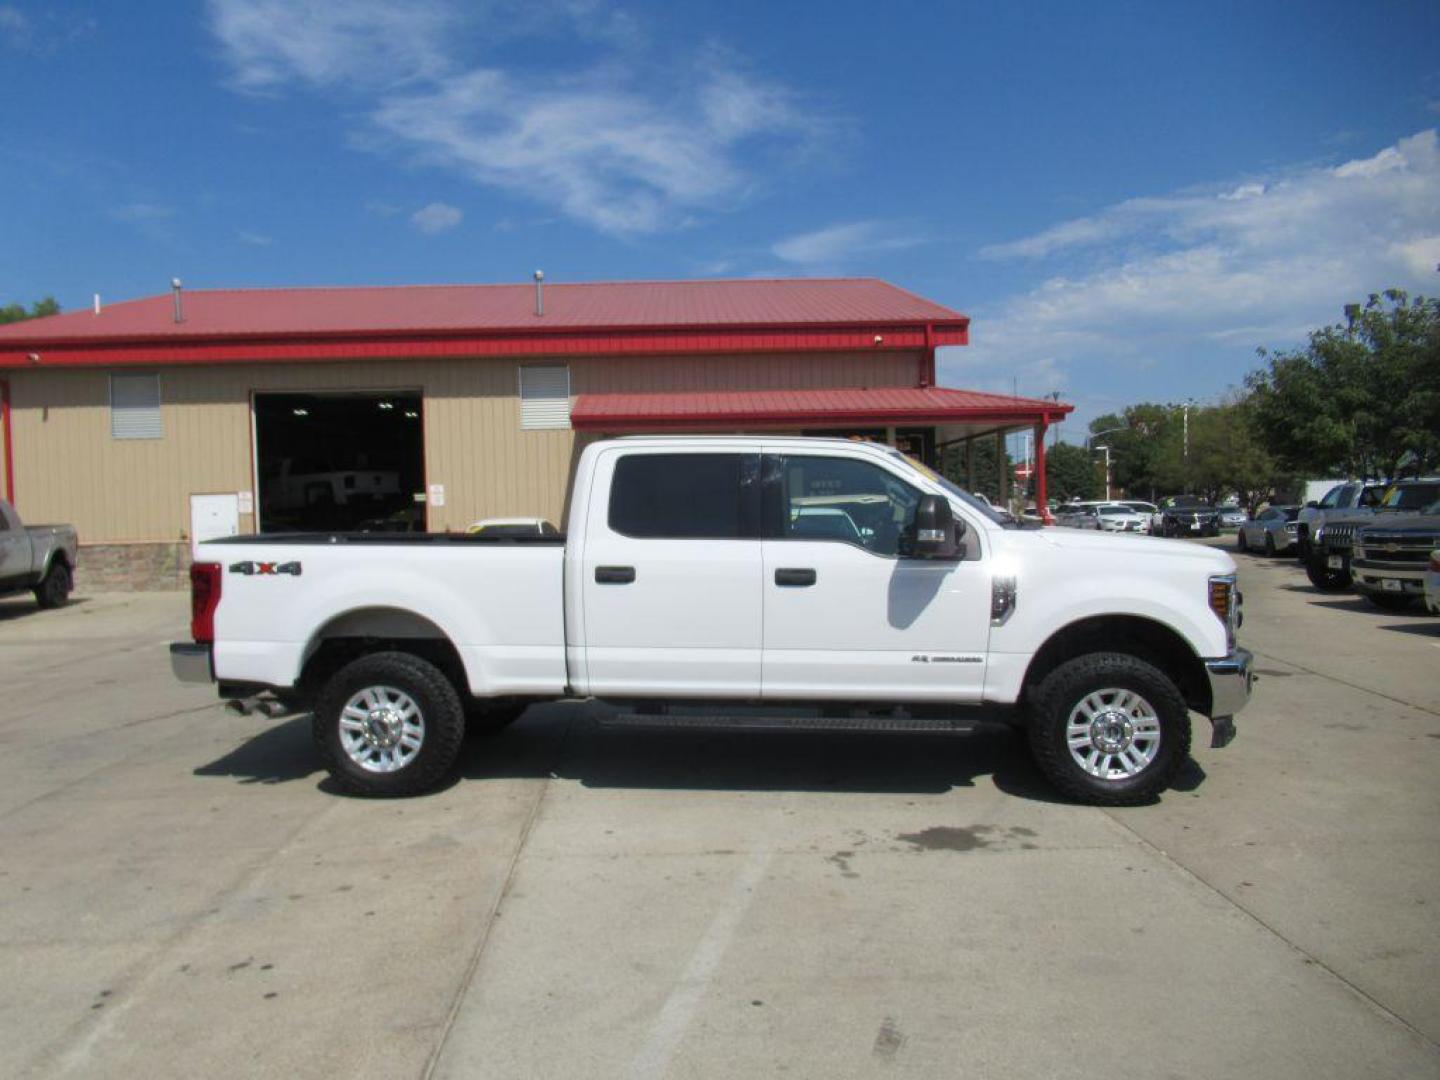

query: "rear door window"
xmin=608 ymin=453 xmax=759 ymax=539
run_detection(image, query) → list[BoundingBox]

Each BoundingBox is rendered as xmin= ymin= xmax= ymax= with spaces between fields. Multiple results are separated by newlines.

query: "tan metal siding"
xmin=7 ymin=350 xmax=920 ymax=542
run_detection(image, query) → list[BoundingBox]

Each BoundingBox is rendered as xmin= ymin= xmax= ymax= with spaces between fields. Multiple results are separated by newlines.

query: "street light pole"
xmin=1094 ymin=444 xmax=1112 ymax=501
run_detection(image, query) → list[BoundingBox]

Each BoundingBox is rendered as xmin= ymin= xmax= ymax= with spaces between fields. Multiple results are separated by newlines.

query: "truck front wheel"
xmin=1026 ymin=652 xmax=1191 ymax=806
xmin=314 ymin=651 xmax=466 ymax=796
xmin=1305 ymin=554 xmax=1351 ymax=592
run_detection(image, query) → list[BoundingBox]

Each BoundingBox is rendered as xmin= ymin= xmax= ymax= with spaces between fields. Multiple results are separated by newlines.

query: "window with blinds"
xmin=519 ymin=365 xmax=571 ymax=430
xmin=110 ymin=373 xmax=163 ymax=440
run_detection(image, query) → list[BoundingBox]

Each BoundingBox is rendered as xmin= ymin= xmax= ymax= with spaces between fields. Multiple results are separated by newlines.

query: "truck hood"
xmin=1027 ymin=527 xmax=1236 ymax=571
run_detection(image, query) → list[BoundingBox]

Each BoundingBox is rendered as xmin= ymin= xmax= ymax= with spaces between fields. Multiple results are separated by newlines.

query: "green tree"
xmin=0 ymin=297 xmax=60 ymax=325
xmin=1045 ymin=441 xmax=1100 ymax=502
xmin=1246 ymin=290 xmax=1440 ymax=479
xmin=1089 ymin=403 xmax=1183 ymax=499
xmin=1186 ymin=397 xmax=1279 ymax=511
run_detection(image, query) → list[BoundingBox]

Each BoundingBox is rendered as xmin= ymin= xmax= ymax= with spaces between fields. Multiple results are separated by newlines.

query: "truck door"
xmin=759 ymin=451 xmax=991 ymax=702
xmin=0 ymin=502 xmax=31 ymax=587
xmin=579 ymin=448 xmax=763 ymax=695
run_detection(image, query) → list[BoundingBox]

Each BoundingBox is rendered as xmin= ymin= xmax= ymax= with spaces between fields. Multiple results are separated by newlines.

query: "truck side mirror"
xmin=1306 ymin=500 xmax=1319 ymax=509
xmin=914 ymin=494 xmax=964 ymax=560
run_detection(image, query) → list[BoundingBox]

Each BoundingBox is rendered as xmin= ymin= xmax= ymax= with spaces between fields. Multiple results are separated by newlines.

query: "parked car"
xmin=0 ymin=498 xmax=78 ymax=609
xmin=1217 ymin=506 xmax=1248 ymax=530
xmin=1120 ymin=501 xmax=1158 ymax=533
xmin=1094 ymin=503 xmax=1149 ymax=533
xmin=1154 ymin=497 xmax=1221 ymax=538
xmin=467 ymin=517 xmax=561 ymax=538
xmin=171 ymin=435 xmax=1252 ymax=806
xmin=1053 ymin=504 xmax=1101 ymax=530
xmin=1296 ymin=482 xmax=1385 ymax=561
xmin=1309 ymin=479 xmax=1440 ymax=592
xmin=1351 ymin=501 xmax=1440 ymax=611
xmin=1426 ymin=549 xmax=1440 ymax=615
xmin=1236 ymin=506 xmax=1300 ymax=556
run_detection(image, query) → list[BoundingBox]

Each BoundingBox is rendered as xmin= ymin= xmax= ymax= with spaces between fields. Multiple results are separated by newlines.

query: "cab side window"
xmin=771 ymin=455 xmax=922 ymax=557
xmin=1320 ymin=486 xmax=1342 ymax=509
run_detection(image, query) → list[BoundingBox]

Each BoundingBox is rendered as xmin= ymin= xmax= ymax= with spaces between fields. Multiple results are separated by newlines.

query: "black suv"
xmin=1155 ymin=497 xmax=1221 ymax=538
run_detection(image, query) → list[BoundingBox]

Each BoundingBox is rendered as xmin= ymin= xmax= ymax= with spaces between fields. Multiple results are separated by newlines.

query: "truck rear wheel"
xmin=313 ymin=651 xmax=465 ymax=796
xmin=1026 ymin=652 xmax=1191 ymax=806
xmin=33 ymin=561 xmax=72 ymax=609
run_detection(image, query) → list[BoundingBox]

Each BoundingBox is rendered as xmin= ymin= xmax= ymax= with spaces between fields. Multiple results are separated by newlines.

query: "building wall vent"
xmin=110 ymin=373 xmax=163 ymax=439
xmin=519 ymin=365 xmax=571 ymax=430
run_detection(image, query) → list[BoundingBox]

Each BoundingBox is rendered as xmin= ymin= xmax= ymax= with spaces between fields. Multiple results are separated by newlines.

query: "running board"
xmin=596 ymin=713 xmax=982 ymax=734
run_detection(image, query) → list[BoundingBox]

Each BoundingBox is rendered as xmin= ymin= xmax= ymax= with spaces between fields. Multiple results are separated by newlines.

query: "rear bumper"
xmin=170 ymin=643 xmax=214 ymax=684
xmin=1204 ymin=647 xmax=1253 ymax=747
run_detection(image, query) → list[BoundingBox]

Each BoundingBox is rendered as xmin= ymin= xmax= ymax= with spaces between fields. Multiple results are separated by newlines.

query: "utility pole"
xmin=1182 ymin=399 xmax=1194 ymax=496
xmin=1094 ymin=444 xmax=1112 ymax=501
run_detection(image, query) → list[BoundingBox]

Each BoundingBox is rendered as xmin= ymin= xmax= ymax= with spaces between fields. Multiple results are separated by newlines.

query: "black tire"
xmin=1305 ymin=554 xmax=1351 ymax=592
xmin=1296 ymin=528 xmax=1310 ymax=562
xmin=1026 ymin=652 xmax=1191 ymax=806
xmin=1362 ymin=591 xmax=1417 ymax=612
xmin=1263 ymin=533 xmax=1276 ymax=557
xmin=1236 ymin=529 xmax=1249 ymax=553
xmin=33 ymin=561 xmax=72 ymax=609
xmin=465 ymin=701 xmax=527 ymax=736
xmin=313 ymin=651 xmax=465 ymax=796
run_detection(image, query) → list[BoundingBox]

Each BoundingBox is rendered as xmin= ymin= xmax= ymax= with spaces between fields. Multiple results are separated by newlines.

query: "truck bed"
xmin=200 ymin=533 xmax=568 ymax=696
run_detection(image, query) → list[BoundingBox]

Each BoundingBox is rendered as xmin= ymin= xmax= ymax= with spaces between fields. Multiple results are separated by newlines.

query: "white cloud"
xmin=237 ymin=229 xmax=273 ymax=246
xmin=410 ymin=201 xmax=463 ymax=234
xmin=208 ymin=0 xmax=833 ymax=235
xmin=208 ymin=0 xmax=456 ymax=92
xmin=771 ymin=220 xmax=925 ymax=270
xmin=1 ymin=5 xmax=95 ymax=51
xmin=950 ymin=130 xmax=1440 ymax=433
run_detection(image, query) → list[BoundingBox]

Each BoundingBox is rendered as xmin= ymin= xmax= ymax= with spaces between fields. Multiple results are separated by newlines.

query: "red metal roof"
xmin=571 ymin=386 xmax=1073 ymax=431
xmin=0 ymin=278 xmax=968 ymax=369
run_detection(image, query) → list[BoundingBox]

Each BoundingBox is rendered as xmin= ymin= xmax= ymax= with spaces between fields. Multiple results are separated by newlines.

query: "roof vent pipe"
xmin=533 ymin=269 xmax=544 ymax=317
xmin=171 ymin=278 xmax=184 ymax=324
xmin=93 ymin=294 xmax=101 ymax=315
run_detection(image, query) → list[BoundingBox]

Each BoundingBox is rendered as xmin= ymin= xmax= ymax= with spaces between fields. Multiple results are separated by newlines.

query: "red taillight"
xmin=190 ymin=562 xmax=222 ymax=643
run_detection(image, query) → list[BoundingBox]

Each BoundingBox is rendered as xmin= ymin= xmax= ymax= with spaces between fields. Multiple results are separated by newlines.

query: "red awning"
xmin=571 ymin=386 xmax=1072 ymax=431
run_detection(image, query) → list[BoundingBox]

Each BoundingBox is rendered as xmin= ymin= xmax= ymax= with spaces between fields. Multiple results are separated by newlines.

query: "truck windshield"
xmin=1381 ymin=483 xmax=1440 ymax=510
xmin=883 ymin=450 xmax=1018 ymax=527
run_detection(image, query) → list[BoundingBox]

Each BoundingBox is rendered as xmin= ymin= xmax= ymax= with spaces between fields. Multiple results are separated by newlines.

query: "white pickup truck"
xmin=171 ymin=437 xmax=1252 ymax=805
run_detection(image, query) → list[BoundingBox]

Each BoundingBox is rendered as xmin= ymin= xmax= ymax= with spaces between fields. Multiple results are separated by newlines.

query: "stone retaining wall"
xmin=79 ymin=543 xmax=193 ymax=592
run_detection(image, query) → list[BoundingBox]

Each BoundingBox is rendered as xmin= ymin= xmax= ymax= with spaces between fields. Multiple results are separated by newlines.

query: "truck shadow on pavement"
xmin=0 ymin=597 xmax=90 ymax=623
xmin=193 ymin=708 xmax=1199 ymax=806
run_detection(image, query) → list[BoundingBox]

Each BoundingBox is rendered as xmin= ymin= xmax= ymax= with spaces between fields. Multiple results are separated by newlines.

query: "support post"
xmin=0 ymin=378 xmax=13 ymax=505
xmin=997 ymin=430 xmax=1008 ymax=509
xmin=1034 ymin=421 xmax=1049 ymax=522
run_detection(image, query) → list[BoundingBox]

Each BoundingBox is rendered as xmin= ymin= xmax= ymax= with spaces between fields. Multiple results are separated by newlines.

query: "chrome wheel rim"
xmin=339 ymin=686 xmax=424 ymax=773
xmin=1066 ymin=688 xmax=1161 ymax=781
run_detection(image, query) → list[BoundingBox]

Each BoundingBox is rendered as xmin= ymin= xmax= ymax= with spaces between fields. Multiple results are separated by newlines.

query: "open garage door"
xmin=254 ymin=391 xmax=426 ymax=533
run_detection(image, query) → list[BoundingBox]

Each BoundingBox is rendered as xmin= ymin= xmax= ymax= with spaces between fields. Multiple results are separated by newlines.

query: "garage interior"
xmin=253 ymin=391 xmax=426 ymax=533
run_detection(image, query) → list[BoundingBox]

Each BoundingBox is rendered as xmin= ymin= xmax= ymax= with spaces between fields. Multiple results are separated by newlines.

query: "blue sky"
xmin=2 ymin=0 xmax=1438 ymax=442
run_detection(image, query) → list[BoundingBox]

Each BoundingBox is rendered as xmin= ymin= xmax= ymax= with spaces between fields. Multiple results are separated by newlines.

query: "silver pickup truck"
xmin=0 ymin=498 xmax=78 ymax=609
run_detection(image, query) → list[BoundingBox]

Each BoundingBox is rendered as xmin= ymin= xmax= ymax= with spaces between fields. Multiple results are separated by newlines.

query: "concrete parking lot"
xmin=1 ymin=539 xmax=1438 ymax=1079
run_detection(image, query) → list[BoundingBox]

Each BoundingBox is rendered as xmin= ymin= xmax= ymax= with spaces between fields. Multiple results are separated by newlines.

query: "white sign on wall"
xmin=427 ymin=484 xmax=446 ymax=508
xmin=237 ymin=490 xmax=254 ymax=515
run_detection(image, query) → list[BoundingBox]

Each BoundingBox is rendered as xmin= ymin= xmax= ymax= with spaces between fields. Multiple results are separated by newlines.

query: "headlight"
xmin=1208 ymin=573 xmax=1238 ymax=650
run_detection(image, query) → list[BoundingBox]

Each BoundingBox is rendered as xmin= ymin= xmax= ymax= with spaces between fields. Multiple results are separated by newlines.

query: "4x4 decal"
xmin=228 ymin=560 xmax=302 ymax=577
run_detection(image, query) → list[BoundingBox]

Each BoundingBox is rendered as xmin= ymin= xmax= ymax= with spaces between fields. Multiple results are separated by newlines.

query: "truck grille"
xmin=1323 ymin=523 xmax=1357 ymax=552
xmin=1354 ymin=531 xmax=1438 ymax=566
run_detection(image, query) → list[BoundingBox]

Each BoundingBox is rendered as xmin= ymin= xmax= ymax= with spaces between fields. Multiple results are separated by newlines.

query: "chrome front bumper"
xmin=170 ymin=643 xmax=214 ymax=684
xmin=1204 ymin=647 xmax=1254 ymax=747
